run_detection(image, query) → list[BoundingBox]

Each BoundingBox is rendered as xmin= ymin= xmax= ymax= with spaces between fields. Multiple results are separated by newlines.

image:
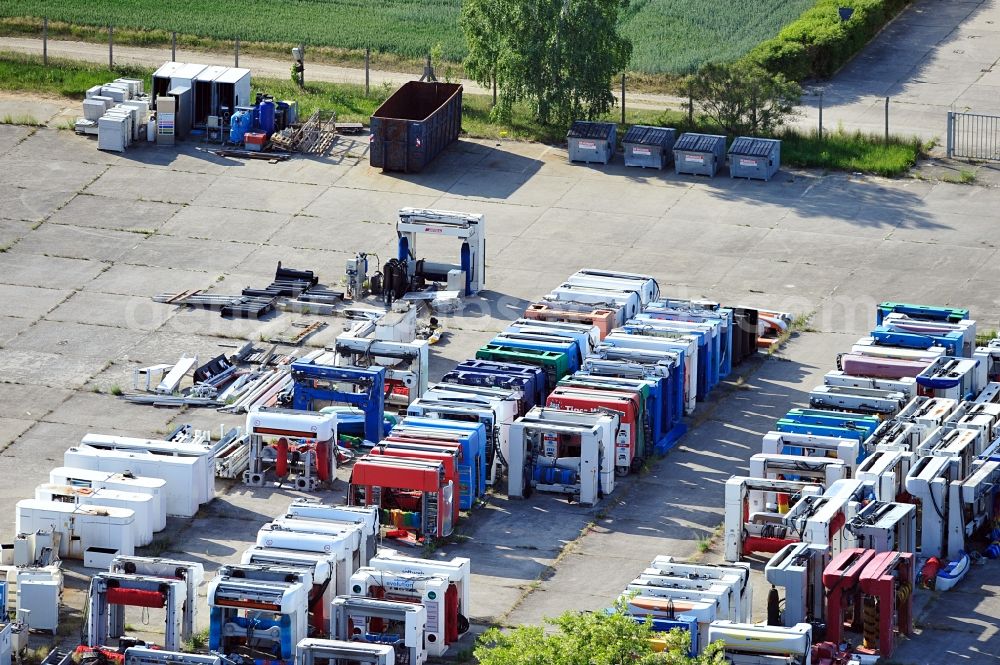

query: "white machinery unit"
xmin=349 ymin=567 xmax=461 ymax=657
xmin=630 ymin=575 xmax=743 ymax=623
xmin=244 ymin=407 xmax=338 ymax=490
xmin=916 ymin=427 xmax=981 ymax=470
xmin=256 ymin=525 xmax=356 ymax=596
xmin=897 ymin=396 xmax=959 ymax=431
xmin=507 ymin=407 xmax=617 ymax=505
xmin=332 ymin=334 xmax=429 ymax=406
xmin=809 ymin=384 xmax=908 ymax=416
xmin=855 ymin=448 xmax=914 ymax=501
xmin=645 ymin=556 xmax=751 ymax=622
xmin=783 ymin=479 xmax=872 ymax=554
xmin=296 ymin=638 xmax=395 ymax=665
xmin=0 ymin=622 xmax=10 ymax=665
xmin=86 ymin=573 xmax=187 ymax=650
xmin=761 ymin=432 xmax=861 ymax=471
xmin=284 ymin=501 xmax=380 ymax=565
xmin=765 ymin=542 xmax=828 ymax=627
xmin=852 ymin=339 xmax=945 ymax=362
xmin=76 ymin=433 xmax=214 ymax=504
xmin=905 ymin=455 xmax=963 ymax=558
xmin=15 ymin=500 xmax=135 ymax=561
xmin=708 ymin=621 xmax=812 ymax=665
xmin=916 ymin=356 xmax=980 ymax=401
xmin=217 ymin=564 xmax=316 ymax=632
xmin=270 ymin=517 xmax=367 ymax=578
xmin=331 ymin=596 xmax=427 ymax=665
xmin=546 ymin=285 xmax=641 ymax=325
xmin=622 ymin=583 xmax=723 ymax=647
xmin=823 ymin=370 xmax=917 ymax=397
xmin=863 ymin=419 xmax=921 ymax=452
xmin=953 ymin=401 xmax=1000 ymax=441
xmin=364 ymin=550 xmax=471 ymax=630
xmin=570 ymin=269 xmax=660 ymax=305
xmin=881 ymin=312 xmax=977 ymax=357
xmin=509 ymin=318 xmax=602 ymax=353
xmin=396 ymin=208 xmax=485 ymax=297
xmin=63 ymin=447 xmax=203 ymax=517
xmin=724 ymin=477 xmax=824 ymax=562
xmin=603 ymin=332 xmax=697 ymax=414
xmin=406 ymin=398 xmax=508 ymax=486
xmin=240 ymin=547 xmax=337 ymax=630
xmin=14 ymin=567 xmax=62 ymax=632
xmin=947 ymin=458 xmax=1000 ymax=559
xmin=847 ymin=501 xmax=917 ymax=554
xmin=49 ymin=467 xmax=166 ymax=531
xmin=208 ymin=575 xmax=308 ymax=662
xmin=34 ymin=483 xmax=156 ymax=546
xmin=748 ymin=454 xmax=848 ymax=491
xmin=110 ymin=556 xmax=204 ymax=643
xmin=123 ymin=648 xmax=227 ymax=665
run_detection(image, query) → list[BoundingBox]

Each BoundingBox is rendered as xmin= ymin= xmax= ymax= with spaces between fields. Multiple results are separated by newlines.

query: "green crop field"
xmin=0 ymin=0 xmax=818 ymax=74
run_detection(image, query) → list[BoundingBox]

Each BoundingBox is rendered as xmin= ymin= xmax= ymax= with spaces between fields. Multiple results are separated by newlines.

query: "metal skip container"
xmin=673 ymin=132 xmax=727 ymax=177
xmin=370 ymin=81 xmax=463 ymax=173
xmin=567 ymin=121 xmax=616 ymax=164
xmin=622 ymin=125 xmax=677 ymax=169
xmin=728 ymin=137 xmax=781 ymax=181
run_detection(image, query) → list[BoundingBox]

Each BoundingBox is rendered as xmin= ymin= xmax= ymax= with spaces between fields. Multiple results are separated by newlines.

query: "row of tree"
xmin=460 ymin=0 xmax=800 ymax=135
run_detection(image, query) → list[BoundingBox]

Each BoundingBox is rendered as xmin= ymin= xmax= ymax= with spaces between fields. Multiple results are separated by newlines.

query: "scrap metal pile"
xmin=621 ymin=301 xmax=1000 ymax=664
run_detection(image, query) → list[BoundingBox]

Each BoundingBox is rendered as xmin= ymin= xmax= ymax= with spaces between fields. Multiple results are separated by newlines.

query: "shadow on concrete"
xmin=698 ymin=170 xmax=948 ymax=231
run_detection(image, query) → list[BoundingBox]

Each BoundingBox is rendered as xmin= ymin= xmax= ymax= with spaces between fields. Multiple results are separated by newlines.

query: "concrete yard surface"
xmin=2 ymin=123 xmax=1000 ymax=664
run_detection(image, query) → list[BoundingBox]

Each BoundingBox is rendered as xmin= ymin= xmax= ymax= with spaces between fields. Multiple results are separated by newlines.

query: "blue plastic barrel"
xmin=229 ymin=110 xmax=250 ymax=144
xmin=259 ymin=99 xmax=276 ymax=136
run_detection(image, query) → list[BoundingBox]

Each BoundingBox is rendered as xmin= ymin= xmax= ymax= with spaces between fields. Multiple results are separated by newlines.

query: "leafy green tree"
xmin=689 ymin=61 xmax=802 ymax=136
xmin=461 ymin=0 xmax=632 ymax=127
xmin=474 ymin=598 xmax=726 ymax=665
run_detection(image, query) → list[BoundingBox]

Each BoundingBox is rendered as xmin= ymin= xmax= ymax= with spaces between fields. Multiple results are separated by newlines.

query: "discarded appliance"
xmin=348 ymin=456 xmax=456 ymax=540
xmin=394 ymin=207 xmax=485 ymax=299
xmin=707 ymin=621 xmax=812 ymax=664
xmin=334 ymin=334 xmax=430 ymax=407
xmin=507 ymin=407 xmax=618 ymax=505
xmin=34 ymin=484 xmax=156 ymax=547
xmin=15 ymin=500 xmax=135 ymax=562
xmin=645 ymin=556 xmax=752 ymax=623
xmin=12 ymin=565 xmax=62 ymax=632
xmin=947 ymin=457 xmax=1000 ymax=559
xmin=244 ymin=407 xmax=337 ymax=490
xmin=916 ymin=356 xmax=980 ymax=401
xmin=295 ymin=639 xmax=395 ymax=665
xmin=370 ymin=81 xmax=462 ymax=173
xmin=808 ymin=384 xmax=908 ymax=416
xmin=567 ymin=121 xmax=616 ymax=164
xmin=905 ymin=454 xmax=963 ymax=558
xmin=330 ymin=596 xmax=427 ymax=665
xmin=765 ymin=542 xmax=828 ymax=628
xmin=622 ymin=125 xmax=676 ymax=169
xmin=63 ymin=446 xmax=204 ymax=517
xmin=48 ymin=467 xmax=166 ymax=532
xmin=109 ymin=556 xmax=204 ymax=643
xmin=86 ymin=572 xmax=186 ymax=651
xmin=847 ymin=501 xmax=917 ymax=554
xmin=291 ymin=360 xmax=386 ymax=445
xmin=284 ymin=502 xmax=380 ymax=563
xmin=239 ymin=547 xmax=336 ymax=631
xmin=571 ymin=269 xmax=661 ymax=306
xmin=546 ymin=386 xmax=643 ymax=476
xmin=723 ymin=476 xmax=823 ymax=562
xmin=761 ymin=431 xmax=862 ymax=469
xmin=673 ymin=133 xmax=727 ymax=177
xmin=728 ymin=137 xmax=781 ymax=181
xmin=525 ymin=302 xmax=618 ymax=339
xmin=855 ymin=550 xmax=914 ymax=660
xmin=208 ymin=574 xmax=308 ymax=662
xmin=854 ymin=448 xmax=914 ymax=501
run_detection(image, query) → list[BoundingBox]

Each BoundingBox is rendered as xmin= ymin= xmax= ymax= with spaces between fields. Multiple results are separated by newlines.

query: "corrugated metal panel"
xmin=674 ymin=132 xmax=726 ymax=152
xmin=729 ymin=137 xmax=779 ymax=157
xmin=623 ymin=125 xmax=676 ymax=147
xmin=567 ymin=121 xmax=615 ymax=140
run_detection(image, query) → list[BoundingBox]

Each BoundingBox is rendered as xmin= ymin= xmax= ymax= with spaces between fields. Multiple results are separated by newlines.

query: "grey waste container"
xmin=673 ymin=133 xmax=727 ymax=177
xmin=729 ymin=137 xmax=781 ymax=181
xmin=623 ymin=125 xmax=677 ymax=169
xmin=567 ymin=121 xmax=616 ymax=164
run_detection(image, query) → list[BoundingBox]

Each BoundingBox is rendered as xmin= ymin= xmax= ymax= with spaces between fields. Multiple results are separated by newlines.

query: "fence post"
xmin=818 ymin=92 xmax=824 ymax=141
xmin=172 ymin=31 xmax=177 ymax=62
xmin=687 ymin=84 xmax=693 ymax=127
xmin=108 ymin=25 xmax=113 ymax=69
xmin=885 ymin=96 xmax=890 ymax=143
xmin=365 ymin=47 xmax=370 ymax=96
xmin=43 ymin=17 xmax=48 ymax=66
xmin=621 ymin=73 xmax=626 ymax=125
xmin=946 ymin=111 xmax=954 ymax=158
xmin=235 ymin=37 xmax=240 ymax=67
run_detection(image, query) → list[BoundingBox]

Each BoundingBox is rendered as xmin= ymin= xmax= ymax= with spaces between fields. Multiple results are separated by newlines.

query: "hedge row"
xmin=744 ymin=0 xmax=912 ymax=80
